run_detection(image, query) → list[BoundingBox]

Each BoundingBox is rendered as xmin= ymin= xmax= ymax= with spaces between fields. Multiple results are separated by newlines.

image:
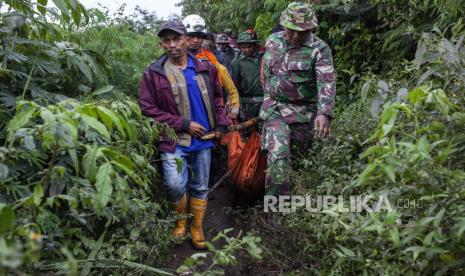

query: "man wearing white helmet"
xmin=182 ymin=15 xmax=240 ymax=119
xmin=182 ymin=15 xmax=207 ymax=54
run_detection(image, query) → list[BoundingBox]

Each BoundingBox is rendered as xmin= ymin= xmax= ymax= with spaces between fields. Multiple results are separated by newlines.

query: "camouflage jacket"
xmin=260 ymin=31 xmax=336 ymax=124
xmin=231 ymin=51 xmax=264 ymax=103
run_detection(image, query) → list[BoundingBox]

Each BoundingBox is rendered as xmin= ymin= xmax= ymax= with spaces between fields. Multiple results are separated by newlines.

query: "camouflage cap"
xmin=237 ymin=31 xmax=258 ymax=44
xmin=279 ymin=2 xmax=318 ymax=31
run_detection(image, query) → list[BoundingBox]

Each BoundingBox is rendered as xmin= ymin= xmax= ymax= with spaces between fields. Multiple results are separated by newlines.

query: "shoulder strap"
xmin=163 ymin=59 xmax=190 ymax=120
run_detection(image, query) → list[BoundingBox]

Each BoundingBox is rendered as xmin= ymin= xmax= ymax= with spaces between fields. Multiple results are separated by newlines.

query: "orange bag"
xmin=221 ymin=131 xmax=266 ymax=195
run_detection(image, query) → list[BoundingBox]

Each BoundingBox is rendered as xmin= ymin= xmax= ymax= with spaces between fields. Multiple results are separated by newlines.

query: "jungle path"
xmin=163 ymin=147 xmax=262 ymax=275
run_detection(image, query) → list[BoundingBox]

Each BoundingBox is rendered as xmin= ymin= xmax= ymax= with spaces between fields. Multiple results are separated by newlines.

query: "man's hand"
xmin=314 ymin=115 xmax=331 ymax=139
xmin=188 ymin=121 xmax=207 ymax=137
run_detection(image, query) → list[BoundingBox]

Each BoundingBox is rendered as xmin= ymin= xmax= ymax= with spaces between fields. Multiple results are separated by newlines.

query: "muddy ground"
xmin=162 ymin=147 xmax=276 ymax=275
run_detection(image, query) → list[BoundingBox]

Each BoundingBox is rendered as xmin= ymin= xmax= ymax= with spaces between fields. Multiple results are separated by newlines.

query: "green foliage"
xmin=0 ymin=0 xmax=110 ymax=107
xmin=0 ymin=2 xmax=175 ymax=274
xmin=0 ymin=98 xmax=175 ymax=274
xmin=1 ymin=0 xmax=464 ymax=274
xmin=178 ymin=0 xmax=265 ymax=35
xmin=251 ymin=33 xmax=465 ymax=274
xmin=182 ymin=0 xmax=464 ymax=102
xmin=177 ymin=228 xmax=262 ymax=275
xmin=72 ymin=24 xmax=163 ymax=98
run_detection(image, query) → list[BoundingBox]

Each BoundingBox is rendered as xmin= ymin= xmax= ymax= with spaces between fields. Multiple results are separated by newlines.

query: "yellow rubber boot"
xmin=171 ymin=193 xmax=187 ymax=239
xmin=189 ymin=197 xmax=208 ymax=249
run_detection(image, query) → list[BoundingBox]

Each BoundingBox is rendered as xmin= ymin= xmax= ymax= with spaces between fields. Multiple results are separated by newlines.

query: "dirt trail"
xmin=164 ymin=181 xmax=235 ymax=270
xmin=164 ymin=147 xmax=261 ymax=275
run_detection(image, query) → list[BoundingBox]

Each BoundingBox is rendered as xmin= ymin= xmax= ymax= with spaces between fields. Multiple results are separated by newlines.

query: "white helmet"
xmin=182 ymin=14 xmax=207 ymax=34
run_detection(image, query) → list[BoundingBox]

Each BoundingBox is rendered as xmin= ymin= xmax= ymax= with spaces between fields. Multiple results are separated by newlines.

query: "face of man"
xmin=217 ymin=43 xmax=230 ymax=51
xmin=186 ymin=33 xmax=204 ymax=51
xmin=284 ymin=28 xmax=311 ymax=47
xmin=239 ymin=43 xmax=255 ymax=57
xmin=159 ymin=31 xmax=187 ymax=60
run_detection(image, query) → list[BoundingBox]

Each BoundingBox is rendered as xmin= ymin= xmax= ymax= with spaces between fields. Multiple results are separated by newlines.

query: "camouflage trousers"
xmin=261 ymin=111 xmax=314 ymax=196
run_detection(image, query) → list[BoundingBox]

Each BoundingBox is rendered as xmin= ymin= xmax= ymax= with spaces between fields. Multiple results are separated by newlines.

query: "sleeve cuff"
xmin=181 ymin=119 xmax=191 ymax=132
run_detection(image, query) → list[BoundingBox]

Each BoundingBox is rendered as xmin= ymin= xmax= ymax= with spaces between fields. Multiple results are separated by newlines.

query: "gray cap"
xmin=157 ymin=20 xmax=187 ymax=37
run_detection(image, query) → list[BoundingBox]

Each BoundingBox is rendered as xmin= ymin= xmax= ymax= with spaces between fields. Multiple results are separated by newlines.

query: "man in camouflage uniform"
xmin=231 ymin=31 xmax=264 ymax=122
xmin=260 ymin=2 xmax=336 ymax=195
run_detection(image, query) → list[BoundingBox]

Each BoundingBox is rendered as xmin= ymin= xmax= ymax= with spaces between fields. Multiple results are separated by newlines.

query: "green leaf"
xmin=96 ymin=106 xmax=125 ymax=136
xmin=68 ymin=0 xmax=77 ymax=10
xmin=175 ymin=157 xmax=184 ymax=174
xmin=95 ymin=163 xmax=113 ymax=209
xmin=37 ymin=0 xmax=48 ymax=15
xmin=452 ymin=112 xmax=465 ymax=125
xmin=356 ymin=163 xmax=377 ymax=186
xmin=70 ymin=56 xmax=93 ymax=83
xmin=68 ymin=149 xmax=79 ymax=176
xmin=46 ymin=195 xmax=78 ymax=209
xmin=404 ymin=246 xmax=427 ymax=261
xmin=52 ymin=0 xmax=70 ymax=18
xmin=60 ymin=119 xmax=79 ymax=145
xmin=455 ymin=218 xmax=465 ymax=241
xmin=32 ymin=184 xmax=44 ymax=206
xmin=101 ymin=148 xmax=144 ymax=186
xmin=361 ymin=82 xmax=370 ymax=104
xmin=117 ymin=114 xmax=136 ymax=140
xmin=92 ymin=85 xmax=114 ymax=96
xmin=83 ymin=145 xmax=101 ymax=182
xmin=432 ymin=89 xmax=454 ymax=115
xmin=0 ymin=204 xmax=15 ymax=234
xmin=390 ymin=227 xmax=400 ymax=246
xmin=434 ymin=209 xmax=445 ymax=227
xmin=80 ymin=114 xmax=111 ymax=141
xmin=70 ymin=4 xmax=81 ymax=26
xmin=0 ymin=163 xmax=9 ymax=180
xmin=40 ymin=108 xmax=56 ymax=124
xmin=7 ymin=105 xmax=36 ymax=136
xmin=382 ymin=164 xmax=396 ymax=183
xmin=336 ymin=244 xmax=355 ymax=257
xmin=407 ymin=87 xmax=428 ymax=107
xmin=80 ymin=230 xmax=107 ymax=276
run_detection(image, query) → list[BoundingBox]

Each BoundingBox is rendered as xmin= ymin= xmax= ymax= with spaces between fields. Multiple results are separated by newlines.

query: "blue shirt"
xmin=176 ymin=56 xmax=214 ymax=153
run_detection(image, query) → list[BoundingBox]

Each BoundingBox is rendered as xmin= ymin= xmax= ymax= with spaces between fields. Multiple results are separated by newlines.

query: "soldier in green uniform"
xmin=231 ymin=31 xmax=264 ymax=122
xmin=260 ymin=2 xmax=336 ymax=195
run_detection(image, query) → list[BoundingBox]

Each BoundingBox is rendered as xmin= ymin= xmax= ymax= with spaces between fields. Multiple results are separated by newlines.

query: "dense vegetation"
xmin=1 ymin=0 xmax=464 ymax=274
xmin=181 ymin=0 xmax=465 ymax=274
xmin=0 ymin=1 xmax=176 ymax=274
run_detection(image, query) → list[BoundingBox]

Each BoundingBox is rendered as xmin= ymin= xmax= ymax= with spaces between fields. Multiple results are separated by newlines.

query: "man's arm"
xmin=315 ymin=43 xmax=336 ymax=118
xmin=217 ymin=63 xmax=240 ymax=117
xmin=139 ymin=69 xmax=190 ymax=132
xmin=314 ymin=42 xmax=336 ymax=138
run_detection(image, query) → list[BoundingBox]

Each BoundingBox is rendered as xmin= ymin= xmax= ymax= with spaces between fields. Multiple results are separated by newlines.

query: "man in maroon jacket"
xmin=139 ymin=20 xmax=230 ymax=249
